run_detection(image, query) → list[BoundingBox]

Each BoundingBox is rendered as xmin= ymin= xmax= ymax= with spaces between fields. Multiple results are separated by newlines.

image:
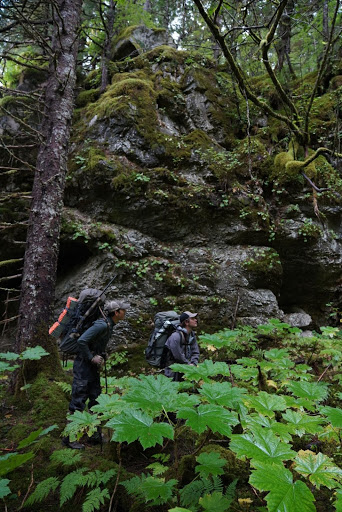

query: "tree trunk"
xmin=16 ymin=0 xmax=83 ymax=365
xmin=143 ymin=0 xmax=151 ymax=12
xmin=275 ymin=0 xmax=296 ymax=78
xmin=323 ymin=0 xmax=329 ymax=42
xmin=100 ymin=0 xmax=116 ymax=93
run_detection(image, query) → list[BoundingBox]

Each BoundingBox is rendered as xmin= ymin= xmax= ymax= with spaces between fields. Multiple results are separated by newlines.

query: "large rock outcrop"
xmin=1 ymin=27 xmax=342 ymax=348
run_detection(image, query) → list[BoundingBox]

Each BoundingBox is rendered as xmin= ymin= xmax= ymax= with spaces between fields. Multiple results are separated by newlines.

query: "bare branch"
xmin=192 ymin=0 xmax=303 ymax=141
xmin=0 ymin=105 xmax=43 ymax=141
xmin=304 ymin=0 xmax=341 ymax=144
xmin=260 ymin=0 xmax=300 ymax=123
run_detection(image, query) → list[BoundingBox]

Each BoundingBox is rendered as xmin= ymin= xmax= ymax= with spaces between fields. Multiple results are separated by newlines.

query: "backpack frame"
xmin=145 ymin=311 xmax=180 ymax=368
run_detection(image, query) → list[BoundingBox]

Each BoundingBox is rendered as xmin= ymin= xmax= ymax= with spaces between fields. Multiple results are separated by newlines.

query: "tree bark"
xmin=16 ymin=0 xmax=83 ymax=357
xmin=275 ymin=0 xmax=296 ymax=77
xmin=100 ymin=0 xmax=116 ymax=93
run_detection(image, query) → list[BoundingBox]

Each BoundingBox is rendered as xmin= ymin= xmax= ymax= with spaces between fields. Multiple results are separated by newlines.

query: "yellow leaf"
xmin=267 ymin=379 xmax=278 ymax=389
xmin=238 ymin=497 xmax=253 ymax=509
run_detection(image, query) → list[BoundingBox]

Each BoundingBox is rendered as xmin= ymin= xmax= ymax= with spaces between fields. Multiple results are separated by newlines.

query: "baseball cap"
xmin=179 ymin=311 xmax=197 ymax=323
xmin=104 ymin=300 xmax=130 ymax=314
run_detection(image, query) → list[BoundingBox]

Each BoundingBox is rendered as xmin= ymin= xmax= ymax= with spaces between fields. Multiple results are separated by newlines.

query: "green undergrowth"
xmin=2 ymin=319 xmax=342 ymax=511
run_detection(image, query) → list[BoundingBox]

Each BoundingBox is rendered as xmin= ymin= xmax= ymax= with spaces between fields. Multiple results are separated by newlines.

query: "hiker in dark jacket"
xmin=63 ymin=299 xmax=129 ymax=449
xmin=164 ymin=311 xmax=200 ymax=381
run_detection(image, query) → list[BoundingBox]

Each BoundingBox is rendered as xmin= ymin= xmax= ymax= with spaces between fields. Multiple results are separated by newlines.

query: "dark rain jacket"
xmin=164 ymin=326 xmax=200 ymax=379
xmin=76 ymin=317 xmax=114 ymax=361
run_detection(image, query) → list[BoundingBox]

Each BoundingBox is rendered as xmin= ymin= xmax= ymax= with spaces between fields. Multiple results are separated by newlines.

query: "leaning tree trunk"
xmin=275 ymin=0 xmax=295 ymax=77
xmin=100 ymin=0 xmax=116 ymax=93
xmin=16 ymin=0 xmax=83 ymax=370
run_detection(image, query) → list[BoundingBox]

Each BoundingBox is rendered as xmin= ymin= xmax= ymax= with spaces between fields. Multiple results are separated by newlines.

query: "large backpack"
xmin=145 ymin=311 xmax=180 ymax=368
xmin=49 ymin=288 xmax=106 ymax=355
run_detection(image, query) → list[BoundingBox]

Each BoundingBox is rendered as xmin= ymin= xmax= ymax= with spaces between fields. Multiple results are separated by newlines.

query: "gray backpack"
xmin=55 ymin=288 xmax=106 ymax=355
xmin=145 ymin=311 xmax=180 ymax=368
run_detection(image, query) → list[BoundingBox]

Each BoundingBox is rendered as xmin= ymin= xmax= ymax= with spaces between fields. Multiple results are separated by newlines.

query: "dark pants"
xmin=164 ymin=367 xmax=184 ymax=382
xmin=69 ymin=356 xmax=101 ymax=413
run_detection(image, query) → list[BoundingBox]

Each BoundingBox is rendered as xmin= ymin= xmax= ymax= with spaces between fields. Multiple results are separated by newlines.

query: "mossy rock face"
xmin=86 ymin=76 xmax=157 ymax=124
xmin=330 ymin=74 xmax=342 ymax=90
xmin=111 ymin=26 xmax=176 ymax=62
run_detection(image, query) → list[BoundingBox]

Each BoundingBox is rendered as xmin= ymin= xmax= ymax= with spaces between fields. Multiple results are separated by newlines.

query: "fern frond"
xmin=50 ymin=449 xmax=82 ymax=466
xmin=208 ymin=475 xmax=224 ymax=494
xmin=180 ymin=476 xmax=223 ymax=509
xmin=121 ymin=474 xmax=145 ymax=498
xmin=24 ymin=477 xmax=59 ymax=506
xmin=56 ymin=381 xmax=72 ymax=396
xmin=82 ymin=487 xmax=110 ymax=512
xmin=60 ymin=468 xmax=87 ymax=506
xmin=82 ymin=469 xmax=116 ymax=488
xmin=225 ymin=478 xmax=238 ymax=501
xmin=180 ymin=479 xmax=204 ymax=509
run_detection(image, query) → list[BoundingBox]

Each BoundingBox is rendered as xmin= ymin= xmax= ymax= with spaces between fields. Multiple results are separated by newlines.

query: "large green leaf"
xmin=20 ymin=346 xmax=49 ymax=360
xmin=320 ymin=406 xmax=342 ymax=428
xmin=0 ymin=452 xmax=34 ymax=477
xmin=199 ymin=491 xmax=233 ymax=512
xmin=0 ymin=352 xmax=19 ymax=361
xmin=250 ymin=463 xmax=315 ymax=512
xmin=263 ymin=348 xmax=291 ymax=362
xmin=170 ymin=360 xmax=231 ymax=382
xmin=230 ymin=364 xmax=259 ymax=382
xmin=230 ymin=426 xmax=296 ymax=465
xmin=0 ymin=360 xmax=19 ymax=373
xmin=177 ymin=404 xmax=238 ymax=436
xmin=63 ymin=410 xmax=101 ymax=441
xmin=334 ymin=488 xmax=342 ymax=512
xmin=282 ymin=410 xmax=324 ymax=436
xmin=195 ymin=452 xmax=226 ymax=478
xmin=139 ymin=476 xmax=177 ymax=504
xmin=169 ymin=508 xmax=192 ymax=512
xmin=122 ymin=374 xmax=199 ymax=415
xmin=283 ymin=395 xmax=316 ymax=412
xmin=245 ymin=392 xmax=287 ymax=418
xmin=246 ymin=414 xmax=293 ymax=443
xmin=17 ymin=424 xmax=57 ymax=449
xmin=294 ymin=450 xmax=342 ymax=489
xmin=106 ymin=409 xmax=174 ymax=449
xmin=90 ymin=393 xmax=124 ymax=419
xmin=287 ymin=381 xmax=329 ymax=403
xmin=199 ymin=381 xmax=246 ymax=408
xmin=0 ymin=479 xmax=11 ymax=499
xmin=122 ymin=474 xmax=177 ymax=505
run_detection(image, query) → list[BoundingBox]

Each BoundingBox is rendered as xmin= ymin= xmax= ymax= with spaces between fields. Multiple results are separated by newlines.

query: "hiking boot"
xmin=62 ymin=436 xmax=85 ymax=450
xmin=86 ymin=432 xmax=104 ymax=445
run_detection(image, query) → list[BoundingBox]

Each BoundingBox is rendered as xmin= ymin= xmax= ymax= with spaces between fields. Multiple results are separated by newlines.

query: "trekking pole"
xmin=104 ymin=357 xmax=108 ymax=394
xmin=74 ymin=275 xmax=117 ymax=334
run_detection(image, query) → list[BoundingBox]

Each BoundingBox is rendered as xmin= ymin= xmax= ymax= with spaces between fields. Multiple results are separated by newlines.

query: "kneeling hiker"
xmin=63 ymin=300 xmax=129 ymax=449
xmin=164 ymin=311 xmax=200 ymax=381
